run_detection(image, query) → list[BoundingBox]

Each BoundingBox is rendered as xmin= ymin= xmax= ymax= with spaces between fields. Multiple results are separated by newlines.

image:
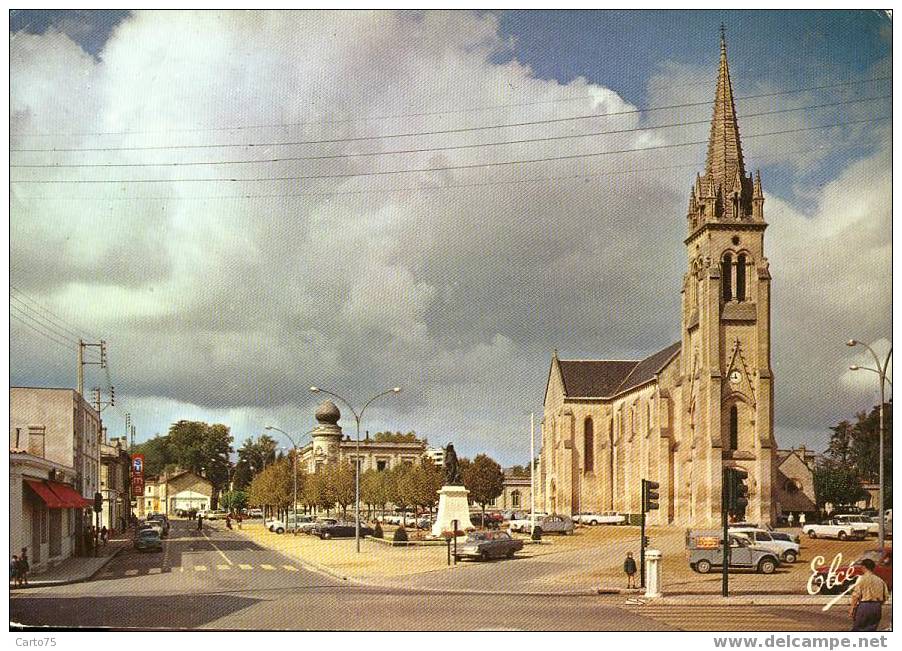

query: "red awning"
xmin=47 ymin=481 xmax=92 ymax=509
xmin=25 ymin=479 xmax=66 ymax=508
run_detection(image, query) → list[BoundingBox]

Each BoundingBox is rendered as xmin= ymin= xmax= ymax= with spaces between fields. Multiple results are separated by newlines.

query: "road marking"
xmin=282 ymin=564 xmax=298 ymax=571
xmin=201 ymin=528 xmax=233 ymax=565
xmin=260 ymin=564 xmax=276 ymax=570
xmin=239 ymin=564 xmax=252 ymax=570
xmin=217 ymin=564 xmax=231 ymax=570
xmin=194 ymin=565 xmax=208 ymax=571
xmin=148 ymin=568 xmax=162 ymax=574
xmin=124 ymin=569 xmax=139 ymax=576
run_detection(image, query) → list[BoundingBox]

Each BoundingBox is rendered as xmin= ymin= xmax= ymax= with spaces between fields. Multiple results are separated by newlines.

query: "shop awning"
xmin=47 ymin=481 xmax=92 ymax=508
xmin=25 ymin=479 xmax=66 ymax=508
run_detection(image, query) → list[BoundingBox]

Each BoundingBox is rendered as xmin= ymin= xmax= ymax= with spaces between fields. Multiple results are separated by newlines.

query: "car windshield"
xmin=139 ymin=531 xmax=159 ymax=538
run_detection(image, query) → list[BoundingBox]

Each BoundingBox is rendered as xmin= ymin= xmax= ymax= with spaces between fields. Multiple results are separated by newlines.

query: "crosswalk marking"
xmin=283 ymin=564 xmax=298 ymax=571
xmin=124 ymin=569 xmax=139 ymax=576
xmin=148 ymin=568 xmax=162 ymax=574
xmin=260 ymin=564 xmax=276 ymax=570
xmin=239 ymin=563 xmax=252 ymax=570
xmin=194 ymin=565 xmax=208 ymax=571
xmin=217 ymin=564 xmax=231 ymax=570
xmin=623 ymin=605 xmax=819 ymax=631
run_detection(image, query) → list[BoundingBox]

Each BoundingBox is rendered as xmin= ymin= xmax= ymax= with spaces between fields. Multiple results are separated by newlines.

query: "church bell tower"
xmin=680 ymin=30 xmax=776 ymax=526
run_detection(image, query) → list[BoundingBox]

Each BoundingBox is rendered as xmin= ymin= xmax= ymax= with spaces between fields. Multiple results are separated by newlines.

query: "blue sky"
xmin=9 ymin=10 xmax=892 ymax=464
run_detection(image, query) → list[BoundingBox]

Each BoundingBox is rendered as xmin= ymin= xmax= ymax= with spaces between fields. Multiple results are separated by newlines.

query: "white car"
xmin=508 ymin=512 xmax=549 ymax=533
xmin=730 ymin=527 xmax=801 ymax=563
xmin=268 ymin=514 xmax=315 ymax=534
xmin=833 ymin=514 xmax=879 ymax=536
xmin=804 ymin=519 xmax=868 ymax=541
xmin=572 ymin=511 xmax=626 ymax=526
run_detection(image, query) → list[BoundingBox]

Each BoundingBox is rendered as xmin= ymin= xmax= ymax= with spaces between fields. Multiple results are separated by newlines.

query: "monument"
xmin=430 ymin=443 xmax=473 ymax=538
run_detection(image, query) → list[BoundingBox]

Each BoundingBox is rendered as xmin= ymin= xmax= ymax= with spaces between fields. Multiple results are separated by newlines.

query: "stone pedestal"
xmin=431 ymin=485 xmax=473 ymax=538
xmin=644 ymin=549 xmax=662 ymax=598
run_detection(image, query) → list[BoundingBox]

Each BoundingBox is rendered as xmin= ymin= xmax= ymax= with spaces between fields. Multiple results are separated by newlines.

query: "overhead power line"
xmin=9 ymin=296 xmax=83 ymax=344
xmin=10 ymin=75 xmax=891 ymax=154
xmin=9 ymin=115 xmax=890 ymax=185
xmin=10 ymin=94 xmax=889 ymax=170
xmin=10 ymin=309 xmax=76 ymax=350
xmin=10 ymin=284 xmax=98 ymax=340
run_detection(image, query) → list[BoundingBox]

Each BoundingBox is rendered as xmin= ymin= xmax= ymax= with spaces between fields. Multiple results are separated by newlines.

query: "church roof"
xmin=557 ymin=341 xmax=681 ymax=399
xmin=704 ymin=28 xmax=745 ymax=187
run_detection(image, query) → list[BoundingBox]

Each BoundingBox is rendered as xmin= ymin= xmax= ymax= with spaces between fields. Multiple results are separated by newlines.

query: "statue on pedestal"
xmin=443 ymin=443 xmax=461 ymax=485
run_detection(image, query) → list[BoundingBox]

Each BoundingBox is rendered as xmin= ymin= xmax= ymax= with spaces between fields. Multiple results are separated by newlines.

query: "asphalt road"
xmin=9 ymin=519 xmax=889 ymax=631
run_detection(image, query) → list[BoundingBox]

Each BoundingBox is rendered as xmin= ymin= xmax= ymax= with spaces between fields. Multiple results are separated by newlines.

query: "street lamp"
xmin=846 ymin=339 xmax=893 ymax=548
xmin=310 ymin=386 xmax=402 ymax=553
xmin=264 ymin=426 xmax=313 ymax=535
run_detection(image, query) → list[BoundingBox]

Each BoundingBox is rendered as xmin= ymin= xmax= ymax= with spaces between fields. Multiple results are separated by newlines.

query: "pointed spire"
xmin=705 ymin=27 xmax=745 ymax=187
xmin=753 ymin=169 xmax=763 ymax=198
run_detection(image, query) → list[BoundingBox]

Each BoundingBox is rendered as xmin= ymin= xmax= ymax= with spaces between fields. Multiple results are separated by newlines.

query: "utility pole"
xmin=77 ymin=339 xmax=106 ymax=397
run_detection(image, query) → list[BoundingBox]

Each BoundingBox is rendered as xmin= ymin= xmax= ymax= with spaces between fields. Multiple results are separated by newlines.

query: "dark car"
xmin=134 ymin=529 xmax=163 ymax=552
xmin=147 ymin=513 xmax=170 ymax=536
xmin=315 ymin=521 xmax=375 ymax=539
xmin=470 ymin=512 xmax=504 ymax=529
xmin=812 ymin=548 xmax=892 ymax=595
xmin=455 ymin=531 xmax=524 ymax=561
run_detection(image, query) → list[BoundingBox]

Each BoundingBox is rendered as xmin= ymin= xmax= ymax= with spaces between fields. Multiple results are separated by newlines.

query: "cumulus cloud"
xmin=9 ymin=10 xmax=892 ymax=462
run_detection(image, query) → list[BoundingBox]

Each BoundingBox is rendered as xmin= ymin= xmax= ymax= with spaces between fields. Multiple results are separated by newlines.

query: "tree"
xmin=130 ymin=434 xmax=177 ymax=477
xmin=509 ymin=465 xmax=530 ymax=478
xmin=463 ymin=454 xmax=504 ymax=519
xmin=374 ymin=431 xmax=421 ymax=443
xmin=814 ymin=463 xmax=868 ymax=512
xmin=234 ymin=434 xmax=277 ymax=490
xmin=825 ymin=401 xmax=893 ymax=508
xmin=326 ymin=462 xmax=356 ymax=519
xmin=167 ymin=420 xmax=233 ymax=498
xmin=361 ymin=469 xmax=389 ymax=519
xmin=220 ymin=490 xmax=248 ymax=512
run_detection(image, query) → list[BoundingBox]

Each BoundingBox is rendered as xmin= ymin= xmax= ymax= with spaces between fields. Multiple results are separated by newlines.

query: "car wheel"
xmin=759 ymin=559 xmax=777 ymax=574
xmin=783 ymin=550 xmax=798 ymax=563
xmin=480 ymin=551 xmax=489 ymax=562
xmin=837 ymin=531 xmax=847 ymax=540
xmin=506 ymin=550 xmax=515 ymax=559
xmin=807 ymin=530 xmax=817 ymax=539
xmin=590 ymin=520 xmax=598 ymax=526
xmin=322 ymin=532 xmax=332 ymax=540
xmin=276 ymin=527 xmax=284 ymax=534
xmin=696 ymin=559 xmax=712 ymax=574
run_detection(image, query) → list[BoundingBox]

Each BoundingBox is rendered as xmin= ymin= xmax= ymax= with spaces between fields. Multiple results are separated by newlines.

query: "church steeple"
xmin=705 ymin=26 xmax=745 ymax=188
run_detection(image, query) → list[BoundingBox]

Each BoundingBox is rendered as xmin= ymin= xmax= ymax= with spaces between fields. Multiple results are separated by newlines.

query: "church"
xmin=537 ymin=35 xmax=777 ymax=527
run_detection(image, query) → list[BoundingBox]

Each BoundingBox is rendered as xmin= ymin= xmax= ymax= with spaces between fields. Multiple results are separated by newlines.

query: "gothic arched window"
xmin=736 ymin=253 xmax=747 ymax=302
xmin=729 ymin=405 xmax=739 ymax=451
xmin=584 ymin=417 xmax=594 ymax=472
xmin=722 ymin=254 xmax=733 ymax=301
xmin=511 ymin=490 xmax=521 ymax=508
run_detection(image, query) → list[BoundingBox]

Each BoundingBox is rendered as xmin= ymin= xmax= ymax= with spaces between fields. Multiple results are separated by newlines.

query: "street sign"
xmin=132 ymin=454 xmax=145 ymax=476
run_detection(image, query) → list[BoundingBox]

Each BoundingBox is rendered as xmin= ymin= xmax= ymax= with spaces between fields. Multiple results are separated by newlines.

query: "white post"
xmin=645 ymin=549 xmax=662 ymax=598
xmin=530 ymin=412 xmax=535 ymax=536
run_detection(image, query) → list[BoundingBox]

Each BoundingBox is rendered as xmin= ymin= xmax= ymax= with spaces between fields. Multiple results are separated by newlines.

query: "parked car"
xmin=687 ymin=530 xmax=781 ymax=574
xmin=770 ymin=531 xmax=801 ymax=545
xmin=804 ymin=519 xmax=868 ymax=540
xmin=527 ymin=514 xmax=574 ymax=535
xmin=415 ymin=515 xmax=433 ymax=530
xmin=268 ymin=514 xmax=315 ymax=534
xmin=455 ymin=531 xmax=524 ymax=561
xmin=730 ymin=527 xmax=800 ymax=563
xmin=833 ymin=514 xmax=879 ymax=537
xmin=508 ymin=512 xmax=548 ymax=533
xmin=572 ymin=511 xmax=626 ymax=526
xmin=205 ymin=509 xmax=228 ymax=521
xmin=246 ymin=508 xmax=263 ymax=518
xmin=134 ymin=528 xmax=163 ymax=552
xmin=140 ymin=520 xmax=164 ymax=537
xmin=470 ymin=512 xmax=503 ymax=529
xmin=147 ymin=513 xmax=170 ymax=537
xmin=314 ymin=521 xmax=374 ymax=539
xmin=811 ymin=548 xmax=893 ymax=594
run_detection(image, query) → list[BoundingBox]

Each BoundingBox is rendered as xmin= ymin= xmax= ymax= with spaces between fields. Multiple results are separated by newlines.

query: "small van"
xmin=687 ymin=529 xmax=781 ymax=574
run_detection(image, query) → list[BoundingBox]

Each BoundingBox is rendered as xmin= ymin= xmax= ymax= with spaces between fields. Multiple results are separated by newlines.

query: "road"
xmin=9 ymin=519 xmax=889 ymax=631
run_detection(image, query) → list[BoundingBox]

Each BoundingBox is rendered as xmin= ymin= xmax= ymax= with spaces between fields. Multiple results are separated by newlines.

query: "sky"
xmin=8 ymin=10 xmax=892 ymax=465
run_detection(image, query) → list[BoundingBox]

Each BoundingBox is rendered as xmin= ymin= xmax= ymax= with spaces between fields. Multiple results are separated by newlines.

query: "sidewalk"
xmin=12 ymin=535 xmax=129 ymax=589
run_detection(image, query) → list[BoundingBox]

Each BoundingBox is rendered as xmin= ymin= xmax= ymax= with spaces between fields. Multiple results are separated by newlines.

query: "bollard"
xmin=447 ymin=535 xmax=451 ymax=566
xmin=644 ymin=549 xmax=662 ymax=598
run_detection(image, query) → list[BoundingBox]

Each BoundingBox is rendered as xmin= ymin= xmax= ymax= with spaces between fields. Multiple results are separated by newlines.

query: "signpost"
xmin=131 ymin=454 xmax=145 ymax=517
xmin=722 ymin=467 xmax=749 ymax=597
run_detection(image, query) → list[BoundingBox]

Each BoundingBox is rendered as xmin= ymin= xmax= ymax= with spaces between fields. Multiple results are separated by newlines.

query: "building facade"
xmin=498 ymin=472 xmax=532 ymax=512
xmin=10 ymin=387 xmax=102 ymax=555
xmin=100 ymin=436 xmax=132 ymax=532
xmin=298 ymin=401 xmax=427 ymax=473
xmin=537 ymin=36 xmax=777 ymax=527
xmin=139 ymin=470 xmax=213 ymax=517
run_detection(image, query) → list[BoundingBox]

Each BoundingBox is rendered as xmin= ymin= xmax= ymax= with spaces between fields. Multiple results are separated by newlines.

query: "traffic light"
xmin=643 ymin=536 xmax=650 ymax=547
xmin=93 ymin=492 xmax=103 ymax=513
xmin=642 ymin=479 xmax=660 ymax=512
xmin=110 ymin=386 xmax=115 ymax=406
xmin=726 ymin=468 xmax=749 ymax=520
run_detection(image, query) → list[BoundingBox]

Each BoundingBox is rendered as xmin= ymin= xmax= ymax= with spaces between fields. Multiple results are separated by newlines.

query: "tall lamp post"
xmin=264 ymin=426 xmax=312 ymax=533
xmin=846 ymin=339 xmax=893 ymax=548
xmin=310 ymin=386 xmax=402 ymax=553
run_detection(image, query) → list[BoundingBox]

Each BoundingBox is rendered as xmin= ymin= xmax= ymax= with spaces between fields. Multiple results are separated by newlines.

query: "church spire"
xmin=704 ymin=26 xmax=745 ymax=187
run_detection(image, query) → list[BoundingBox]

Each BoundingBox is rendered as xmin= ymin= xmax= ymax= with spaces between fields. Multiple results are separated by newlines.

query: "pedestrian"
xmin=17 ymin=548 xmax=30 ymax=587
xmin=101 ymin=526 xmax=108 ymax=545
xmin=10 ymin=555 xmax=18 ymax=586
xmin=787 ymin=512 xmax=795 ymax=528
xmin=225 ymin=514 xmax=232 ymax=530
xmin=624 ymin=551 xmax=638 ymax=589
xmin=197 ymin=512 xmax=203 ymax=531
xmin=237 ymin=513 xmax=243 ymax=530
xmin=850 ymin=559 xmax=888 ymax=631
xmin=799 ymin=512 xmax=806 ymax=528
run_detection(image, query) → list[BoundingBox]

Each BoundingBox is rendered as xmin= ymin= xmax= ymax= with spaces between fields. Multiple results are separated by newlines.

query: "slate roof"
xmin=557 ymin=341 xmax=681 ymax=399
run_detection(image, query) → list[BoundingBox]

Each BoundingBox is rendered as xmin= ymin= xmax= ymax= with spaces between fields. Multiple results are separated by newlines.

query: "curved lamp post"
xmin=264 ymin=426 xmax=315 ymax=534
xmin=846 ymin=339 xmax=893 ymax=548
xmin=309 ymin=386 xmax=402 ymax=553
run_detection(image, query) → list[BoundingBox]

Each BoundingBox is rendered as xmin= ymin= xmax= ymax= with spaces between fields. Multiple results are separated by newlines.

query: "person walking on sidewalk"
xmin=101 ymin=526 xmax=108 ymax=545
xmin=624 ymin=551 xmax=638 ymax=589
xmin=10 ymin=555 xmax=18 ymax=586
xmin=236 ymin=513 xmax=243 ymax=530
xmin=197 ymin=512 xmax=203 ymax=531
xmin=850 ymin=558 xmax=888 ymax=631
xmin=16 ymin=548 xmax=30 ymax=587
xmin=787 ymin=512 xmax=795 ymax=528
xmin=799 ymin=512 xmax=806 ymax=529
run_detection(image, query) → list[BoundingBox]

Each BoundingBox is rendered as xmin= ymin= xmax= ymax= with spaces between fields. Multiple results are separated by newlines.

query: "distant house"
xmin=139 ymin=470 xmax=212 ymax=517
xmin=774 ymin=447 xmax=818 ymax=518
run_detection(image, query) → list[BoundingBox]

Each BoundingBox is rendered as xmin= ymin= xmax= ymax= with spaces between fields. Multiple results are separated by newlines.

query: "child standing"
xmin=624 ymin=551 xmax=638 ymax=589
